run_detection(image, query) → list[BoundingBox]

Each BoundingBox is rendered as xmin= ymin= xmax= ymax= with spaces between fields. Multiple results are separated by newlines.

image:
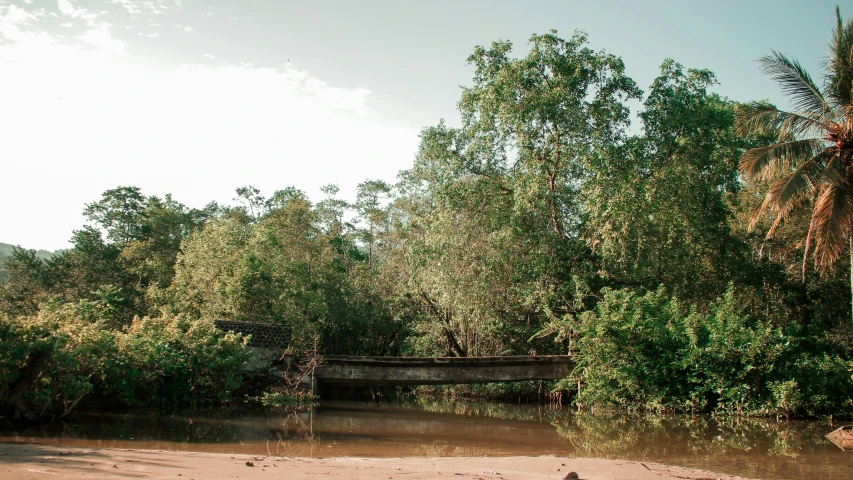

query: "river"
xmin=1 ymin=399 xmax=849 ymax=479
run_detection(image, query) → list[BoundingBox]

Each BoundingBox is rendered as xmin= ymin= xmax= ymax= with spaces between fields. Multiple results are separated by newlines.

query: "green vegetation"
xmin=0 ymin=243 xmax=56 ymax=283
xmin=3 ymin=9 xmax=853 ymax=419
xmin=0 ymin=307 xmax=248 ymax=419
xmin=737 ymin=7 xmax=853 ymax=325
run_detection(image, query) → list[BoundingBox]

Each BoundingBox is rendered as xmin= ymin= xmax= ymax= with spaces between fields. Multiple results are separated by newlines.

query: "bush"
xmin=0 ymin=304 xmax=119 ymax=418
xmin=570 ymin=286 xmax=692 ymax=412
xmin=788 ymin=353 xmax=853 ymax=416
xmin=570 ymin=285 xmax=853 ymax=416
xmin=114 ymin=314 xmax=250 ymax=408
xmin=0 ymin=305 xmax=250 ymax=419
xmin=681 ymin=287 xmax=790 ymax=415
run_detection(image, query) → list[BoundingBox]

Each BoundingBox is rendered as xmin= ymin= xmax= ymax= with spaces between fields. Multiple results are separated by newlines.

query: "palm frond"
xmin=736 ymin=101 xmax=784 ymax=137
xmin=751 ymin=176 xmax=815 ymax=235
xmin=749 ymin=192 xmax=777 ymax=233
xmin=825 ymin=7 xmax=853 ymax=109
xmin=767 ymin=148 xmax=837 ymax=206
xmin=812 ymin=182 xmax=853 ymax=270
xmin=748 ymin=148 xmax=837 ymax=233
xmin=736 ymin=101 xmax=828 ymax=139
xmin=764 ymin=198 xmax=807 ymax=239
xmin=759 ymin=51 xmax=836 ymax=120
xmin=776 ymin=109 xmax=832 ymax=139
xmin=817 ymin=152 xmax=845 ymax=187
xmin=739 ymin=138 xmax=821 ymax=181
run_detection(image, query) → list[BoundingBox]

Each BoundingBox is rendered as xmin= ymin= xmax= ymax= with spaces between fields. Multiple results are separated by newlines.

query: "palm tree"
xmin=737 ymin=7 xmax=853 ymax=326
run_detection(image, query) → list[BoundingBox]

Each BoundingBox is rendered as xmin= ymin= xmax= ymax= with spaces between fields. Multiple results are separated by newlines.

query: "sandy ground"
xmin=0 ymin=443 xmax=759 ymax=480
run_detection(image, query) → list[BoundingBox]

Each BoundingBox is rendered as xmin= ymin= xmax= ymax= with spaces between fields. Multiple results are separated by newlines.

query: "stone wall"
xmin=213 ymin=320 xmax=291 ymax=349
xmin=214 ymin=320 xmax=292 ymax=375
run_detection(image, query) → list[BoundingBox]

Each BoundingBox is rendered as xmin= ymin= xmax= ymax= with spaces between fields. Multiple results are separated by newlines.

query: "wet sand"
xmin=0 ymin=443 xmax=756 ymax=480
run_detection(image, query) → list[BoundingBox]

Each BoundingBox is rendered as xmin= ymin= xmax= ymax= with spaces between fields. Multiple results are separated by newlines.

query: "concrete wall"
xmin=214 ymin=320 xmax=292 ymax=372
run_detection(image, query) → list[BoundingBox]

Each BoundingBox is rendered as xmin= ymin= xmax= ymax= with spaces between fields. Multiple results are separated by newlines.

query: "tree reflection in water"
xmin=0 ymin=400 xmax=847 ymax=479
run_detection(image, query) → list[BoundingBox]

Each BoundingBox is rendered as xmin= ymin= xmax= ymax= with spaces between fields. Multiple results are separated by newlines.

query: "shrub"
xmin=570 ymin=285 xmax=853 ymax=416
xmin=0 ymin=306 xmax=250 ymax=419
xmin=572 ymin=286 xmax=691 ymax=412
xmin=113 ymin=314 xmax=250 ymax=408
xmin=681 ymin=288 xmax=790 ymax=415
xmin=0 ymin=304 xmax=119 ymax=418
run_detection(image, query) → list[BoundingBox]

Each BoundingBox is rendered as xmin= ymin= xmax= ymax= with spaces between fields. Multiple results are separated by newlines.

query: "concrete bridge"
xmin=313 ymin=355 xmax=575 ymax=387
xmin=213 ymin=321 xmax=575 ymax=389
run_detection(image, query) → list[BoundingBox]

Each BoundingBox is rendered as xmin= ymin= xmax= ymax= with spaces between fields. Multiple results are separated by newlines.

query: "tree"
xmin=83 ymin=186 xmax=147 ymax=245
xmin=736 ymin=8 xmax=853 ymax=325
xmin=234 ymin=185 xmax=268 ymax=221
xmin=458 ymin=31 xmax=641 ymax=239
xmin=0 ymin=248 xmax=49 ymax=315
xmin=384 ymin=31 xmax=642 ymax=358
xmin=584 ymin=60 xmax=750 ymax=301
xmin=82 ymin=188 xmax=216 ymax=318
xmin=355 ymin=179 xmax=391 ymax=267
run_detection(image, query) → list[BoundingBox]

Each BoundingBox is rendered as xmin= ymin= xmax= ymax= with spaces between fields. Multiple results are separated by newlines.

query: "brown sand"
xmin=0 ymin=443 xmax=757 ymax=480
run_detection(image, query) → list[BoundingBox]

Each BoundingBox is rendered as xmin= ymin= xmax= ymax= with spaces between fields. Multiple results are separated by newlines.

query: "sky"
xmin=0 ymin=0 xmax=845 ymax=251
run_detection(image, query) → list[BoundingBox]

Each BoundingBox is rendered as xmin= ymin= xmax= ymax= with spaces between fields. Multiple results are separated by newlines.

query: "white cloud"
xmin=0 ymin=4 xmax=55 ymax=46
xmin=202 ymin=53 xmax=216 ymax=60
xmin=57 ymin=0 xmax=75 ymax=16
xmin=181 ymin=24 xmax=193 ymax=32
xmin=79 ymin=22 xmax=126 ymax=54
xmin=147 ymin=32 xmax=158 ymax=37
xmin=112 ymin=0 xmax=182 ymax=17
xmin=0 ymin=5 xmax=418 ymax=251
xmin=112 ymin=0 xmax=141 ymax=15
xmin=60 ymin=22 xmax=72 ymax=27
xmin=55 ymin=0 xmax=102 ymax=28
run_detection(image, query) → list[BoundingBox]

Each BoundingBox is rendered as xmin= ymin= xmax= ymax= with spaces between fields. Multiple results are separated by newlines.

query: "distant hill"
xmin=0 ymin=242 xmax=60 ymax=283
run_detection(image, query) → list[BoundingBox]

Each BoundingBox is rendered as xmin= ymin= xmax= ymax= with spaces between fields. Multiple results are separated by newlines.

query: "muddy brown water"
xmin=0 ymin=399 xmax=850 ymax=479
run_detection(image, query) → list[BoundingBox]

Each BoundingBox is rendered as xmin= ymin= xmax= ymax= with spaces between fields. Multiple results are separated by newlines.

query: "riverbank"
xmin=0 ymin=443 xmax=755 ymax=480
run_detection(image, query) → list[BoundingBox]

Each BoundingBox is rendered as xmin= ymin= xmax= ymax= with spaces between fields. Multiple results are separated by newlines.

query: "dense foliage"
xmin=0 ymin=306 xmax=248 ymax=419
xmin=736 ymin=7 xmax=853 ymax=326
xmin=569 ymin=286 xmax=852 ymax=416
xmin=0 ymin=243 xmax=55 ymax=283
xmin=3 ymin=15 xmax=853 ymax=418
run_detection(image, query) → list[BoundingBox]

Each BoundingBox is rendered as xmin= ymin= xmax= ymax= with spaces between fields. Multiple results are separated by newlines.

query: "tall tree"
xmin=736 ymin=8 xmax=853 ymax=325
xmin=458 ymin=31 xmax=641 ymax=239
xmin=385 ymin=31 xmax=641 ymax=357
xmin=355 ymin=179 xmax=392 ymax=267
xmin=585 ymin=61 xmax=749 ymax=301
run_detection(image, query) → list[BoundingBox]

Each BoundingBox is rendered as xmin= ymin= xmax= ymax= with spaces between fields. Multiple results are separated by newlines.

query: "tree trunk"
xmin=849 ymin=217 xmax=853 ymax=329
xmin=5 ymin=349 xmax=51 ymax=420
xmin=444 ymin=327 xmax=467 ymax=357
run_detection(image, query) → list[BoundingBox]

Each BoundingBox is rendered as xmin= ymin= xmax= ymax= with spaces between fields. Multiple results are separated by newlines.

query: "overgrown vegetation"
xmin=0 ymin=306 xmax=249 ymax=419
xmin=3 ymin=10 xmax=853 ymax=419
xmin=0 ymin=243 xmax=55 ymax=283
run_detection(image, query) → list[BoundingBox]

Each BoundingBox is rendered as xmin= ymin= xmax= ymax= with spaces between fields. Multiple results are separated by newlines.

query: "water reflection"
xmin=0 ymin=399 xmax=848 ymax=480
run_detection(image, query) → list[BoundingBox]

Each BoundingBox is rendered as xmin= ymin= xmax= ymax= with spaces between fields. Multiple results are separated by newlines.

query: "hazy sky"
xmin=0 ymin=0 xmax=845 ymax=251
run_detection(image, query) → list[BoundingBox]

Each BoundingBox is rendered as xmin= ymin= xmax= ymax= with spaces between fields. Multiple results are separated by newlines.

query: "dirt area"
xmin=0 ymin=443 xmax=760 ymax=480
